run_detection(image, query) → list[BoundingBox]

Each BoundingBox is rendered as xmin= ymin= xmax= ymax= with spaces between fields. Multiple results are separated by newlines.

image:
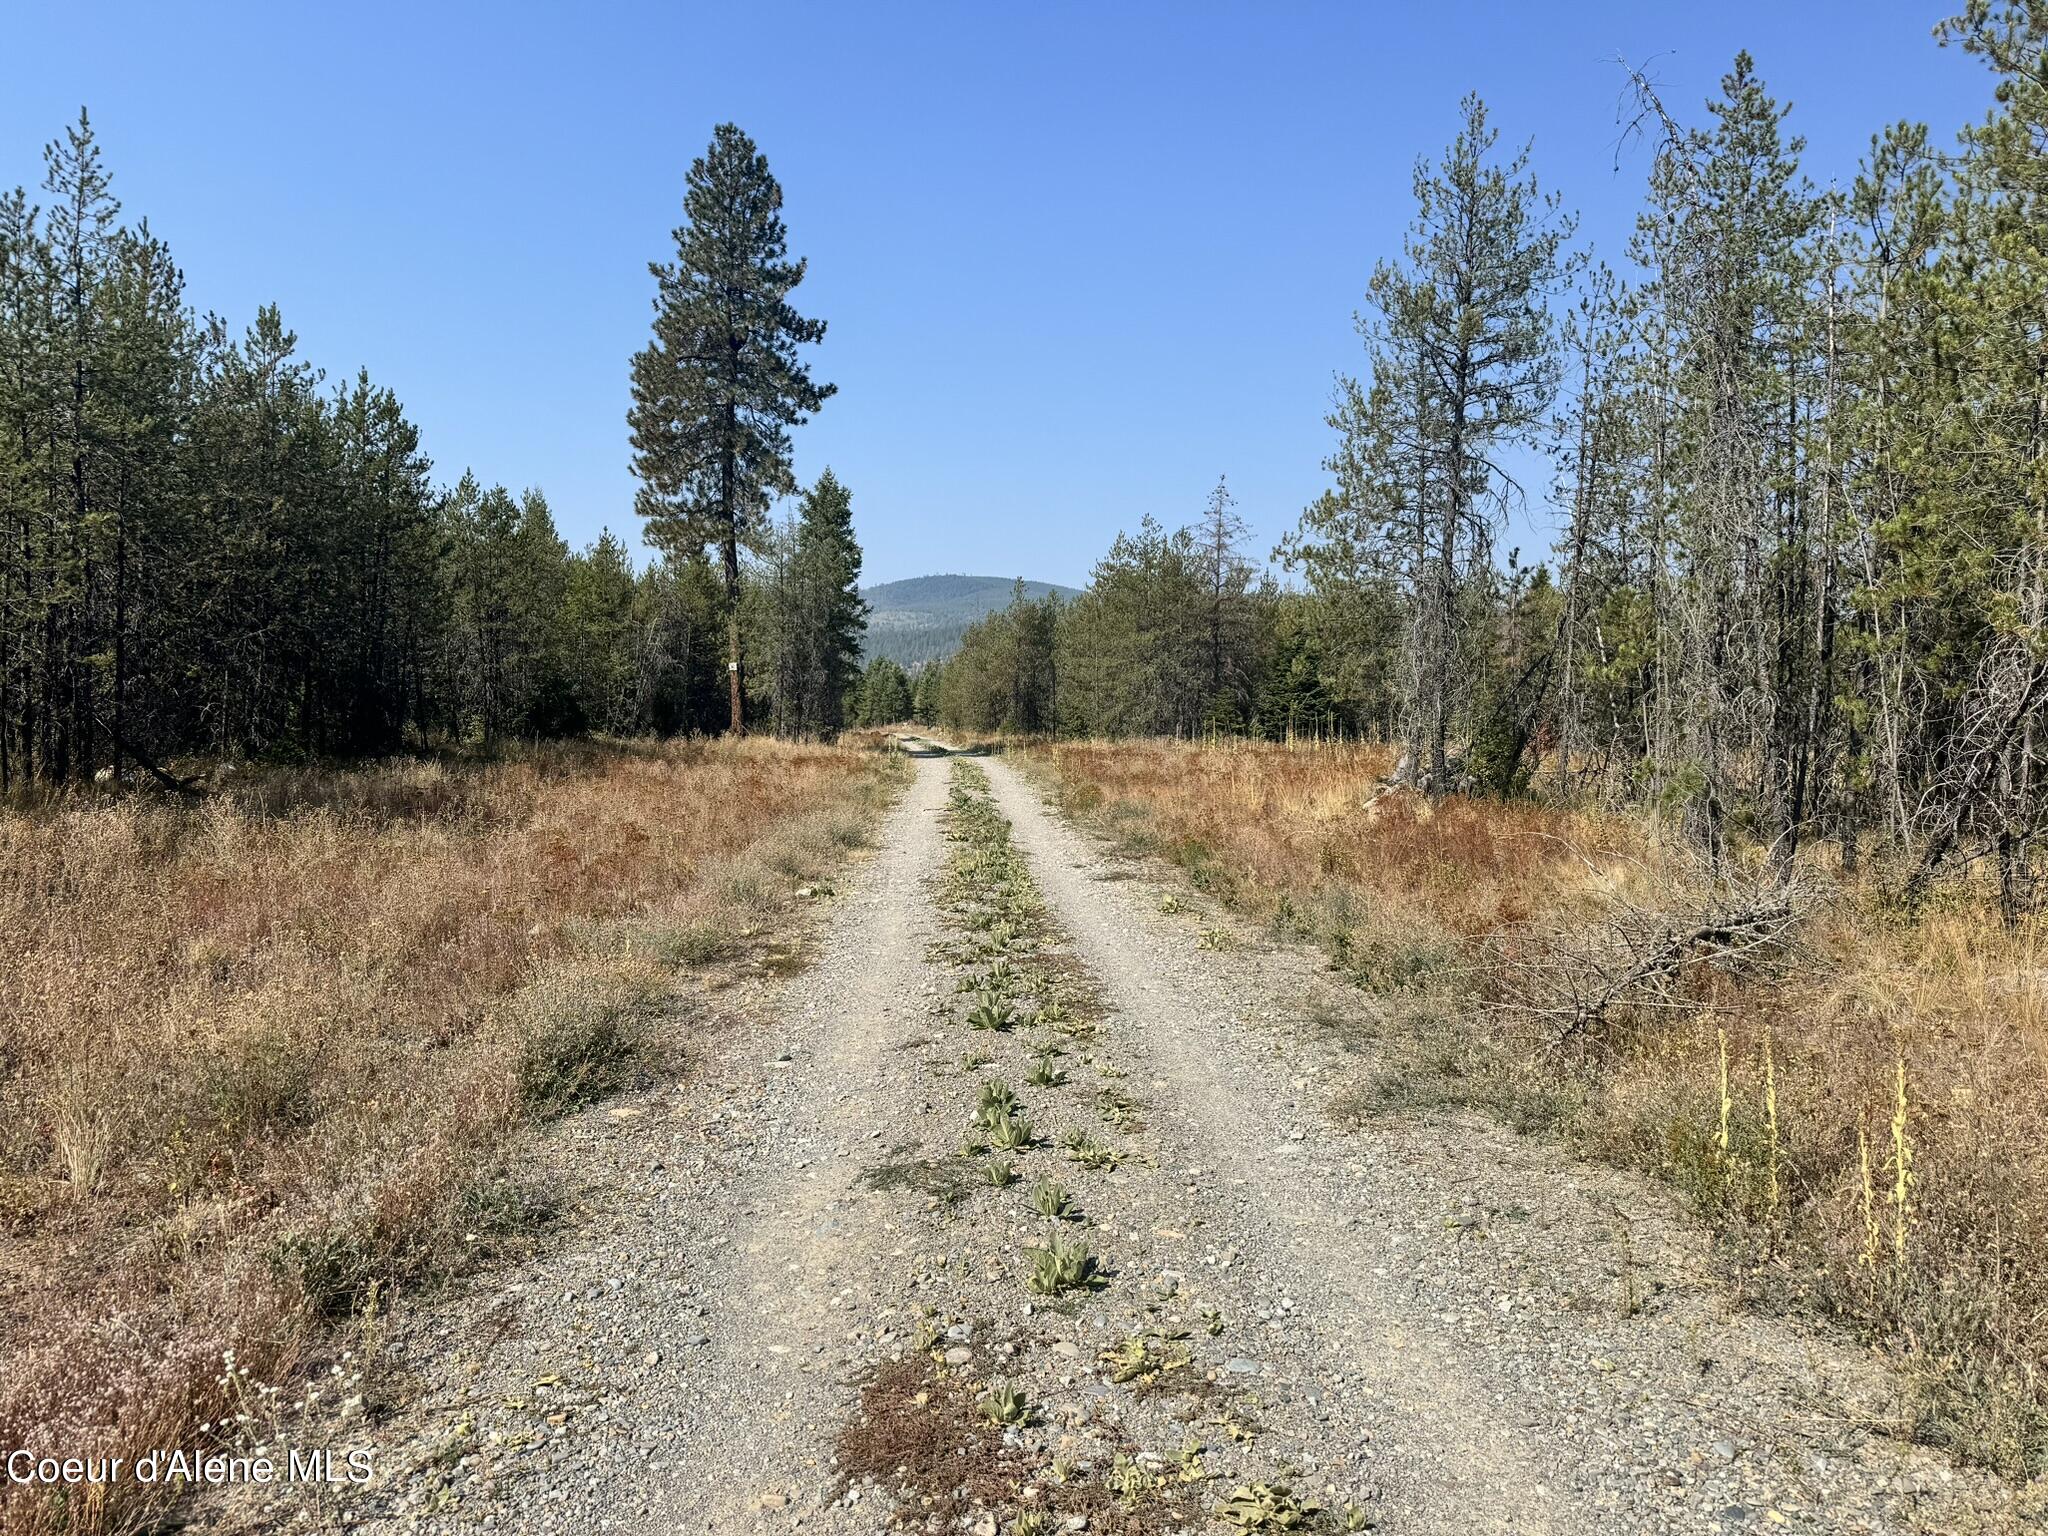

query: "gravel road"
xmin=317 ymin=746 xmax=2023 ymax=1536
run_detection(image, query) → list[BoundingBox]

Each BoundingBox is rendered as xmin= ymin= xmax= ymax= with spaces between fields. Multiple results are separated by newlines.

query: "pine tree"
xmin=854 ymin=655 xmax=911 ymax=725
xmin=564 ymin=531 xmax=639 ymax=734
xmin=1196 ymin=475 xmax=1255 ymax=723
xmin=1627 ymin=54 xmax=1823 ymax=856
xmin=752 ymin=467 xmax=867 ymax=735
xmin=1291 ymin=94 xmax=1574 ymax=785
xmin=627 ymin=123 xmax=833 ymax=735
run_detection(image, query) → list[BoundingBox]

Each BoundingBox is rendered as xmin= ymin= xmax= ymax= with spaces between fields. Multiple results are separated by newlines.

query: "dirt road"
xmin=340 ymin=747 xmax=2019 ymax=1535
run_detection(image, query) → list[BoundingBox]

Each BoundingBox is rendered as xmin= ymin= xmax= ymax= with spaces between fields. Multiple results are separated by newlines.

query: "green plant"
xmin=1100 ymin=1329 xmax=1192 ymax=1386
xmin=987 ymin=1109 xmax=1036 ymax=1151
xmin=980 ymin=1379 xmax=1031 ymax=1426
xmin=1012 ymin=1513 xmax=1050 ymax=1536
xmin=984 ymin=1158 xmax=1018 ymax=1188
xmin=1061 ymin=1129 xmax=1120 ymax=1170
xmin=1208 ymin=1402 xmax=1258 ymax=1445
xmin=967 ymin=999 xmax=1015 ymax=1031
xmin=1026 ymin=1232 xmax=1102 ymax=1295
xmin=1030 ymin=1179 xmax=1078 ymax=1220
xmin=1097 ymin=1086 xmax=1141 ymax=1129
xmin=1027 ymin=1052 xmax=1068 ymax=1087
xmin=1033 ymin=998 xmax=1071 ymax=1025
xmin=1108 ymin=1453 xmax=1163 ymax=1507
xmin=1217 ymin=1483 xmax=1319 ymax=1529
xmin=976 ymin=1079 xmax=1020 ymax=1125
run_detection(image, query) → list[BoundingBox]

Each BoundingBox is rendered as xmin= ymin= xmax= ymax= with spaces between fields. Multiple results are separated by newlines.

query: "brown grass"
xmin=1030 ymin=738 xmax=2048 ymax=1482
xmin=836 ymin=1352 xmax=1200 ymax=1532
xmin=0 ymin=736 xmax=904 ymax=1536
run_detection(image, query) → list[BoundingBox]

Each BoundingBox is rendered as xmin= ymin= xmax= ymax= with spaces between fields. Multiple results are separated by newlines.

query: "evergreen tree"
xmin=564 ymin=531 xmax=639 ymax=734
xmin=752 ymin=468 xmax=867 ymax=735
xmin=911 ymin=660 xmax=943 ymax=724
xmin=1299 ymin=95 xmax=1575 ymax=786
xmin=854 ymin=655 xmax=912 ymax=725
xmin=1196 ymin=475 xmax=1256 ymax=724
xmin=627 ymin=123 xmax=832 ymax=735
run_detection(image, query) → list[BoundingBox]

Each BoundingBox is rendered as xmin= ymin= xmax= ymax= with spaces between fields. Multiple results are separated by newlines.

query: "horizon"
xmin=1 ymin=2 xmax=1995 ymax=587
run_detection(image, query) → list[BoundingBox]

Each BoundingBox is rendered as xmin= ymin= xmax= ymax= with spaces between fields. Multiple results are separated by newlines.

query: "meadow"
xmin=1030 ymin=738 xmax=2048 ymax=1479
xmin=0 ymin=737 xmax=903 ymax=1536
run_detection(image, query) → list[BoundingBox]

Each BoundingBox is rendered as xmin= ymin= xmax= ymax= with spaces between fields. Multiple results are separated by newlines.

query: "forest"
xmin=0 ymin=115 xmax=870 ymax=786
xmin=930 ymin=8 xmax=2048 ymax=922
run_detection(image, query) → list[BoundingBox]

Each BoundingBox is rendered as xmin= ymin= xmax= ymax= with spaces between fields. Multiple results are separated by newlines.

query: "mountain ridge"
xmin=860 ymin=573 xmax=1080 ymax=670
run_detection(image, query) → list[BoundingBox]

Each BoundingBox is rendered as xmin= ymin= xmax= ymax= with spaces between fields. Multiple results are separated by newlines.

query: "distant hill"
xmin=861 ymin=574 xmax=1081 ymax=671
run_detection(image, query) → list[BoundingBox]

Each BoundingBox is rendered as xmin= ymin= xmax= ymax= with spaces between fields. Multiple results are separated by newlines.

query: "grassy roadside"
xmin=1025 ymin=739 xmax=2047 ymax=1485
xmin=0 ymin=736 xmax=907 ymax=1536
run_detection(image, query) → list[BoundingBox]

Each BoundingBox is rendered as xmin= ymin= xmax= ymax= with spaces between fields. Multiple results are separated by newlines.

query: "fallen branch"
xmin=1496 ymin=859 xmax=1812 ymax=1046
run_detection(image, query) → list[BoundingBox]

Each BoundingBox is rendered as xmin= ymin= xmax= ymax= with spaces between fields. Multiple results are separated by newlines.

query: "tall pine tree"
xmin=627 ymin=123 xmax=832 ymax=734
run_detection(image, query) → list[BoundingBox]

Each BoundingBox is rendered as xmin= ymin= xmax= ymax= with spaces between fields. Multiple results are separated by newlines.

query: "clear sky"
xmin=0 ymin=2 xmax=1995 ymax=588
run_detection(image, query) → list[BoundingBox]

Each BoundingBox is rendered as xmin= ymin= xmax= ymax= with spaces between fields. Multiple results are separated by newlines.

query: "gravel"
xmin=976 ymin=754 xmax=2023 ymax=1536
xmin=301 ymin=748 xmax=2024 ymax=1536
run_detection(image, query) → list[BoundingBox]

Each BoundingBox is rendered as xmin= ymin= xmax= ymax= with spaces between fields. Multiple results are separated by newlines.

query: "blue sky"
xmin=0 ymin=2 xmax=1994 ymax=587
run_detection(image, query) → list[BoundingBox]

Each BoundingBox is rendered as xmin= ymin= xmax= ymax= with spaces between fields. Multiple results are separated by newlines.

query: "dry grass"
xmin=836 ymin=1352 xmax=1200 ymax=1533
xmin=0 ymin=736 xmax=904 ymax=1536
xmin=1031 ymin=738 xmax=2048 ymax=1482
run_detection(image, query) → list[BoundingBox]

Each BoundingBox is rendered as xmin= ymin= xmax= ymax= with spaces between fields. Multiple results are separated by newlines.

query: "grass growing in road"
xmin=1032 ymin=737 xmax=2048 ymax=1480
xmin=0 ymin=736 xmax=905 ymax=1536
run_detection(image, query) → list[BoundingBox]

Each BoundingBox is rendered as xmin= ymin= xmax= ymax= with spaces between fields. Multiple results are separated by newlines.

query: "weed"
xmin=983 ymin=1159 xmax=1018 ymax=1188
xmin=1027 ymin=1053 xmax=1068 ymax=1088
xmin=1030 ymin=1179 xmax=1079 ymax=1221
xmin=967 ymin=999 xmax=1016 ymax=1032
xmin=1026 ymin=1232 xmax=1102 ymax=1295
xmin=1208 ymin=1402 xmax=1258 ymax=1445
xmin=511 ymin=968 xmax=651 ymax=1114
xmin=976 ymin=1079 xmax=1021 ymax=1126
xmin=987 ymin=1110 xmax=1037 ymax=1151
xmin=980 ymin=1379 xmax=1031 ymax=1426
xmin=1060 ymin=1129 xmax=1121 ymax=1170
xmin=1096 ymin=1086 xmax=1142 ymax=1130
xmin=1217 ymin=1483 xmax=1319 ymax=1529
xmin=1109 ymin=1453 xmax=1162 ymax=1507
xmin=1100 ymin=1329 xmax=1193 ymax=1387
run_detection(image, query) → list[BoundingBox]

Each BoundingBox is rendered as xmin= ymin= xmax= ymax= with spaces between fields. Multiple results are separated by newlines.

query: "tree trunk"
xmin=723 ymin=529 xmax=744 ymax=734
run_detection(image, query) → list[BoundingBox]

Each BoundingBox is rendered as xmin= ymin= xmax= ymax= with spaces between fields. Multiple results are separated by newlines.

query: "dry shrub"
xmin=0 ymin=736 xmax=902 ymax=1536
xmin=1032 ymin=738 xmax=2048 ymax=1480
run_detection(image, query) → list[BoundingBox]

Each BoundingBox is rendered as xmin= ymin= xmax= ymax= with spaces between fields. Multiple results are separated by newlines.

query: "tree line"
xmin=0 ymin=114 xmax=865 ymax=787
xmin=927 ymin=5 xmax=2048 ymax=918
